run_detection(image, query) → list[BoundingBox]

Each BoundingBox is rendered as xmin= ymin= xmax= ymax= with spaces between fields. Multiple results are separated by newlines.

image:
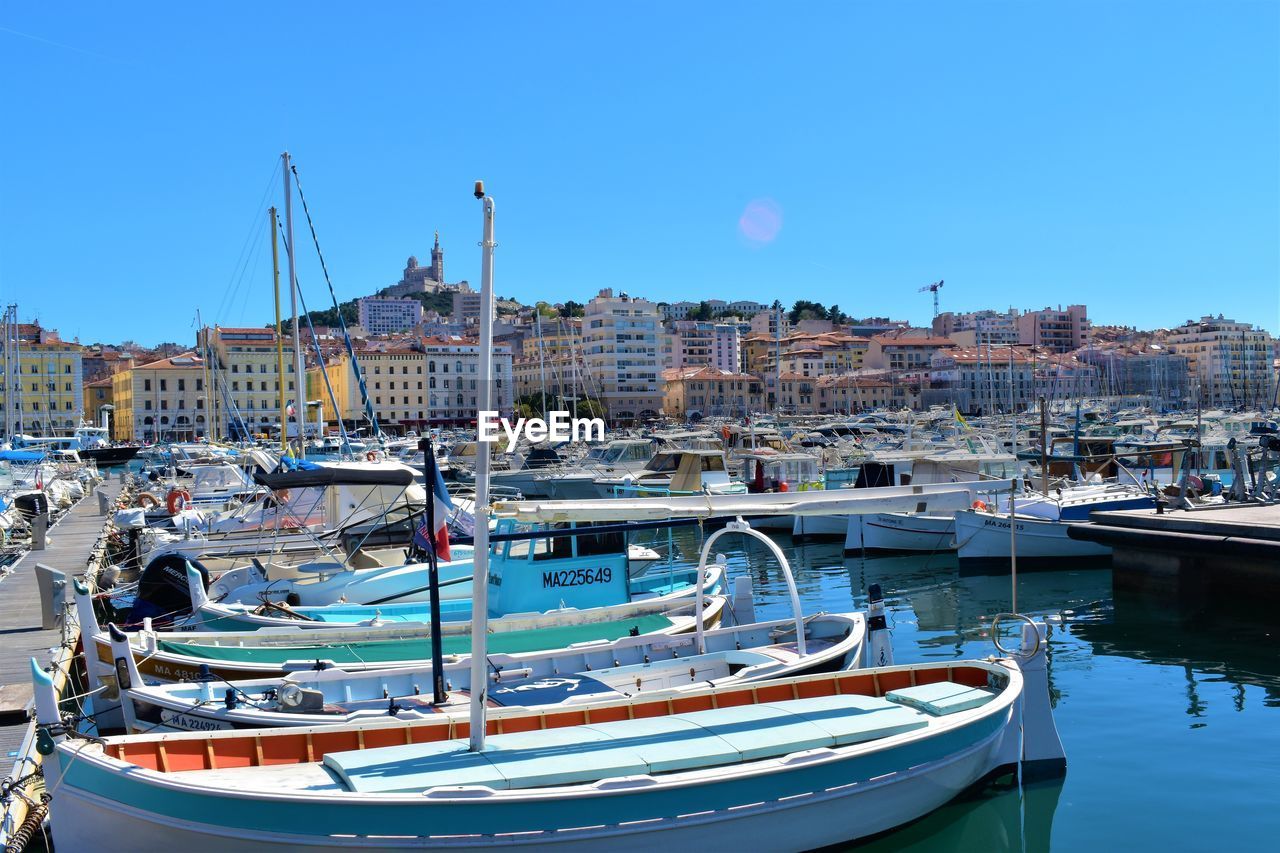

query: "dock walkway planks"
xmin=0 ymin=481 xmax=118 ymax=764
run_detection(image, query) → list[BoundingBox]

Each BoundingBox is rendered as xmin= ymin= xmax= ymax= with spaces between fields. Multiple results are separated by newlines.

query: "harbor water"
xmin=633 ymin=526 xmax=1280 ymax=850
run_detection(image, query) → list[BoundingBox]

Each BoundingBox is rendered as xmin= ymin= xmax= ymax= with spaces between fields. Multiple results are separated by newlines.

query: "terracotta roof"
xmin=663 ymin=365 xmax=759 ymax=382
xmin=136 ymin=352 xmax=204 ymax=370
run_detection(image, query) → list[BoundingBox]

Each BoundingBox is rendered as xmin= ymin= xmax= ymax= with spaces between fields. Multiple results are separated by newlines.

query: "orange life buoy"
xmin=166 ymin=489 xmax=192 ymax=515
xmin=136 ymin=492 xmax=161 ymax=509
xmin=366 ymin=451 xmax=379 ymax=462
xmin=972 ymin=499 xmax=989 ymax=512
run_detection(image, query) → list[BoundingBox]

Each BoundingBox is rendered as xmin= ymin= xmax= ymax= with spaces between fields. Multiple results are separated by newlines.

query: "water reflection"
xmin=1066 ymin=591 xmax=1280 ymax=710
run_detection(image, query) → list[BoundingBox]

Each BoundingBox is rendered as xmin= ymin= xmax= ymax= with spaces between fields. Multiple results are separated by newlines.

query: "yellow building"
xmin=1 ymin=324 xmax=85 ymax=437
xmin=111 ymin=352 xmax=208 ymax=442
xmin=200 ymin=326 xmax=298 ymax=439
xmin=662 ymin=366 xmax=764 ymax=419
xmin=520 ymin=319 xmax=581 ymax=359
xmin=306 ymin=351 xmax=354 ymax=433
xmin=83 ymin=378 xmax=114 ymax=429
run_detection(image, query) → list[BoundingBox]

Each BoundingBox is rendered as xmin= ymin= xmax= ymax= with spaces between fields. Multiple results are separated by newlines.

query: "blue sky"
xmin=0 ymin=1 xmax=1276 ymax=345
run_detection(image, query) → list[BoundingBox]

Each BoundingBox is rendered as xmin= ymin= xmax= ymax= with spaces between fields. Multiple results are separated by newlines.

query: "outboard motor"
xmin=12 ymin=491 xmax=50 ymax=522
xmin=127 ymin=554 xmax=211 ymax=628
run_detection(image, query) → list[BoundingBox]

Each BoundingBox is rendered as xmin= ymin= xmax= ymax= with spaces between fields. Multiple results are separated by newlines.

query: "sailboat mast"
xmin=536 ymin=309 xmax=547 ymax=413
xmin=270 ymin=207 xmax=289 ymax=456
xmin=282 ymin=151 xmax=306 ymax=457
xmin=469 ymin=182 xmax=496 ymax=753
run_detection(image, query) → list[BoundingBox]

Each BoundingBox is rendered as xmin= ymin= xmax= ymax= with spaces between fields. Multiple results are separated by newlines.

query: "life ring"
xmin=366 ymin=451 xmax=379 ymax=463
xmin=166 ymin=489 xmax=192 ymax=515
xmin=972 ymin=500 xmax=989 ymax=512
xmin=136 ymin=492 xmax=161 ymax=509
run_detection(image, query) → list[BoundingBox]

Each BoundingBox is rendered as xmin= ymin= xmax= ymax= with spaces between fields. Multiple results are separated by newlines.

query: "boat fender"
xmin=779 ymin=480 xmax=789 ymax=492
xmin=136 ymin=492 xmax=161 ymax=509
xmin=166 ymin=489 xmax=192 ymax=515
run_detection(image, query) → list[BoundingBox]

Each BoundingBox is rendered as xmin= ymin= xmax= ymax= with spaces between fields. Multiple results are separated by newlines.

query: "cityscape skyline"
xmin=0 ymin=2 xmax=1277 ymax=344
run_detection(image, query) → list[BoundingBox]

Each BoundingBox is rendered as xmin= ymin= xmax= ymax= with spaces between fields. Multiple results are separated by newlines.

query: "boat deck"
xmin=0 ymin=481 xmax=119 ymax=765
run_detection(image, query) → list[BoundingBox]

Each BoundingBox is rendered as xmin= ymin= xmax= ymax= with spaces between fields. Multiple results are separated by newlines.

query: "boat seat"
xmin=885 ymin=682 xmax=997 ymax=716
xmin=761 ymin=694 xmax=931 ymax=745
xmin=324 ymin=693 xmax=929 ymax=794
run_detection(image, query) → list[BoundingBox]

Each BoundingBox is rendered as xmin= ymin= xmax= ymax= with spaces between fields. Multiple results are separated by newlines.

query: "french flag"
xmin=413 ymin=449 xmax=454 ymax=561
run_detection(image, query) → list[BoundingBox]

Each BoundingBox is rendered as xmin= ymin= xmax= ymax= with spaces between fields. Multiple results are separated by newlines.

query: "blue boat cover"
xmin=0 ymin=450 xmax=45 ymax=462
xmin=324 ymin=693 xmax=931 ymax=794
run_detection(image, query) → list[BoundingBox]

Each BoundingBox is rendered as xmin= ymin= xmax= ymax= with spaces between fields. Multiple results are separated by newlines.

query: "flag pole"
xmin=468 ymin=182 xmax=495 ymax=752
xmin=423 ymin=435 xmax=447 ymax=704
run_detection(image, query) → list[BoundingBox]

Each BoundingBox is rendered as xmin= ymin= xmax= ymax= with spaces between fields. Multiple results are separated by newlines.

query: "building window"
xmin=144 ymin=379 xmax=152 ymax=391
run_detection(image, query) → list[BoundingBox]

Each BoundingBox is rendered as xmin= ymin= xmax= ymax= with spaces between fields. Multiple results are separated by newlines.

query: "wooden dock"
xmin=1070 ymin=502 xmax=1280 ymax=598
xmin=0 ymin=482 xmax=118 ymax=765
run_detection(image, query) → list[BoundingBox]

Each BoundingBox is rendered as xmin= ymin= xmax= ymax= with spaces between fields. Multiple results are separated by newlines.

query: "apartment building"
xmin=817 ymin=375 xmax=916 ymax=413
xmin=925 ymin=346 xmax=1036 ymax=415
xmin=357 ymin=296 xmax=424 ymax=335
xmin=933 ymin=309 xmax=1021 ymax=346
xmin=111 ymin=352 xmax=207 ymax=442
xmin=355 ymin=337 xmax=513 ymax=431
xmin=662 ymin=366 xmax=764 ymax=419
xmin=1167 ymin=315 xmax=1275 ymax=407
xmin=671 ymin=321 xmax=741 ymax=372
xmin=1017 ymin=305 xmax=1089 ymax=354
xmin=863 ymin=334 xmax=955 ymax=373
xmin=583 ymin=289 xmax=663 ymax=421
xmin=200 ymin=326 xmax=299 ymax=439
xmin=0 ymin=324 xmax=84 ymax=436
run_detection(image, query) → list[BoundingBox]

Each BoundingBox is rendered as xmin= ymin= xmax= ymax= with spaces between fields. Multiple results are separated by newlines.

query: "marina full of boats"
xmin=7 ymin=408 xmax=1280 ymax=849
xmin=4 ymin=191 xmax=1279 ymax=850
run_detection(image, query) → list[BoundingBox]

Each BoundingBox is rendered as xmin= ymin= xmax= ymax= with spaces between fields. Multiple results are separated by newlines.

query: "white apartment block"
xmin=932 ymin=309 xmax=1020 ymax=345
xmin=584 ymin=289 xmax=663 ymax=421
xmin=672 ymin=321 xmax=741 ymax=372
xmin=358 ymin=297 xmax=424 ymax=335
xmin=1167 ymin=315 xmax=1275 ymax=407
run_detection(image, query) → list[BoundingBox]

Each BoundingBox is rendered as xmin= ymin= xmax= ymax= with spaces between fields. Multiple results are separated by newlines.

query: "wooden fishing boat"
xmin=38 ymin=649 xmax=1064 ymax=852
xmin=114 ymin=611 xmax=869 ymax=732
xmin=75 ymin=580 xmax=727 ymax=683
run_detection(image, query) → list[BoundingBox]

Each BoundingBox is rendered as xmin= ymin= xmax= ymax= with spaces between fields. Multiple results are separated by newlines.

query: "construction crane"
xmin=919 ymin=280 xmax=944 ymax=318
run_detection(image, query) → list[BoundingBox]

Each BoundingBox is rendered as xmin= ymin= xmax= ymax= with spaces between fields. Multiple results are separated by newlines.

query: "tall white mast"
xmin=536 ymin=309 xmax=547 ymax=411
xmin=468 ymin=181 xmax=496 ymax=752
xmin=282 ymin=151 xmax=306 ymax=456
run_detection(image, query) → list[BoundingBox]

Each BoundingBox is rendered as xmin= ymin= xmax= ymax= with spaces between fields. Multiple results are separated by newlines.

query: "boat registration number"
xmin=542 ymin=567 xmax=613 ymax=588
xmin=160 ymin=709 xmax=234 ymax=731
